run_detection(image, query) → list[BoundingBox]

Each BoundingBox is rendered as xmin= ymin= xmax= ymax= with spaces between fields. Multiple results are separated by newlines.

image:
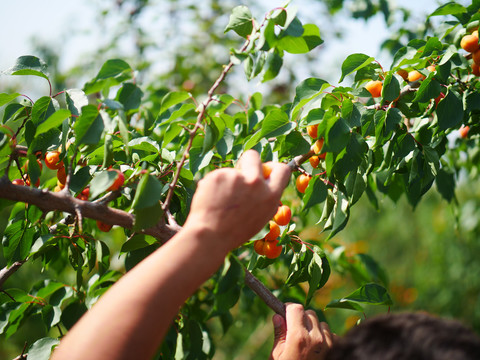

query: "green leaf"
xmin=131 ymin=173 xmax=163 ymax=210
xmin=116 ymin=83 xmax=144 ymax=112
xmin=7 ymin=56 xmax=49 ymax=80
xmin=65 ymin=89 xmax=88 ymax=117
xmin=339 ymin=53 xmax=375 ymax=83
xmin=244 ymin=109 xmax=294 ymax=151
xmin=306 ymin=251 xmax=329 ymax=305
xmin=436 ymin=90 xmax=463 ymax=131
xmin=435 ymin=168 xmax=455 ymax=202
xmin=283 ymin=131 xmax=310 ymax=156
xmin=61 ymin=301 xmax=87 ymax=330
xmin=413 ymin=77 xmax=441 ymax=103
xmin=277 ymin=24 xmax=323 ymax=54
xmin=302 ymin=177 xmax=328 ymax=211
xmin=324 ymin=117 xmax=351 ymax=154
xmin=28 ymin=337 xmax=60 ymax=360
xmin=89 ymin=170 xmax=120 ymax=199
xmin=31 ymin=96 xmax=56 ymax=126
xmin=429 ymin=3 xmax=467 ymax=17
xmin=290 ymin=78 xmax=330 ymax=121
xmin=202 ymin=121 xmax=219 ymax=155
xmin=133 ymin=202 xmax=164 ymax=231
xmin=261 ymin=51 xmax=283 ymax=82
xmin=0 ymin=93 xmax=20 ymax=107
xmin=96 ymin=59 xmax=132 ymax=81
xmin=224 ymin=6 xmax=253 ymax=38
xmin=344 ymin=283 xmax=393 ymax=305
xmin=326 ymin=190 xmax=350 ymax=240
xmin=120 ymin=234 xmax=157 ymax=253
xmin=159 ymin=91 xmax=191 ymax=115
xmin=35 ymin=109 xmax=71 ymax=136
xmin=74 ymin=105 xmax=104 ymax=145
xmin=382 ymin=73 xmax=400 ymax=102
xmin=325 ymin=299 xmax=364 ymax=311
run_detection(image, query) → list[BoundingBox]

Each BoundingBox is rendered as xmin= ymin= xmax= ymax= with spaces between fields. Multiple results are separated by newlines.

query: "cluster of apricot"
xmin=460 ymin=29 xmax=480 ymax=76
xmin=253 ymin=202 xmax=291 ymax=259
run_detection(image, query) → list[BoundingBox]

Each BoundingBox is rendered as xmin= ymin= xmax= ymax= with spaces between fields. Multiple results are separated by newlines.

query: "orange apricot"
xmin=459 ymin=125 xmax=470 ymax=139
xmin=77 ymin=187 xmax=90 ymax=201
xmin=473 ymin=49 xmax=480 ymax=65
xmin=254 ymin=239 xmax=266 ymax=256
xmin=473 ymin=63 xmax=480 ymax=76
xmin=407 ymin=70 xmax=426 ymax=82
xmin=427 ymin=65 xmax=436 ymax=72
xmin=434 ymin=93 xmax=445 ymax=107
xmin=262 ymin=163 xmax=273 ymax=179
xmin=264 ymin=240 xmax=283 ymax=259
xmin=11 ymin=179 xmax=25 ymax=186
xmin=397 ymin=69 xmax=409 ymax=81
xmin=265 ymin=221 xmax=281 ymax=242
xmin=365 ymin=80 xmax=383 ymax=98
xmin=97 ymin=220 xmax=113 ymax=232
xmin=309 ymin=155 xmax=320 ymax=168
xmin=313 ymin=138 xmax=326 ymax=159
xmin=461 ymin=34 xmax=480 ymax=53
xmin=307 ymin=124 xmax=318 ymax=139
xmin=296 ymin=174 xmax=311 ymax=194
xmin=107 ymin=169 xmax=125 ymax=191
xmin=45 ymin=150 xmax=63 ymax=170
xmin=273 ymin=205 xmax=291 ymax=226
xmin=57 ymin=166 xmax=67 ymax=185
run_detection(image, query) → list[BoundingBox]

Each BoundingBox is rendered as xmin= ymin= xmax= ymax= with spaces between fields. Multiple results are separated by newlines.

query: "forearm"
xmin=52 ymin=224 xmax=227 ymax=360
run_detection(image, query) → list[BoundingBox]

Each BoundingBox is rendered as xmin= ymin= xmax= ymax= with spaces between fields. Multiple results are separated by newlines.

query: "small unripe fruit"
xmin=296 ymin=174 xmax=311 ymax=194
xmin=365 ymin=80 xmax=383 ymax=98
xmin=273 ymin=205 xmax=291 ymax=226
xmin=265 ymin=221 xmax=281 ymax=242
xmin=307 ymin=124 xmax=318 ymax=139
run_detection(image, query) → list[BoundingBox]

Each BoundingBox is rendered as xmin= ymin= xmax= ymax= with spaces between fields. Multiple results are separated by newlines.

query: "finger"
xmin=266 ymin=162 xmax=291 ymax=197
xmin=305 ymin=309 xmax=320 ymax=332
xmin=237 ymin=150 xmax=262 ymax=182
xmin=272 ymin=314 xmax=287 ymax=346
xmin=285 ymin=303 xmax=307 ymax=333
xmin=320 ymin=322 xmax=334 ymax=348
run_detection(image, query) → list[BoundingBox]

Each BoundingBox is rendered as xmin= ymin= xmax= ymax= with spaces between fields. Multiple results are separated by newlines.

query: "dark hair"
xmin=324 ymin=312 xmax=480 ymax=360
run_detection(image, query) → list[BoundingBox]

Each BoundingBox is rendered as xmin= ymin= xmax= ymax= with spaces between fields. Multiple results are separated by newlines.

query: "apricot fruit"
xmin=397 ymin=69 xmax=409 ymax=81
xmin=473 ymin=63 xmax=480 ymax=76
xmin=11 ymin=179 xmax=25 ymax=186
xmin=407 ymin=70 xmax=426 ymax=82
xmin=365 ymin=80 xmax=383 ymax=98
xmin=427 ymin=65 xmax=436 ymax=72
xmin=57 ymin=166 xmax=67 ymax=185
xmin=45 ymin=151 xmax=63 ymax=170
xmin=296 ymin=174 xmax=311 ymax=194
xmin=262 ymin=163 xmax=273 ymax=179
xmin=273 ymin=205 xmax=291 ymax=226
xmin=461 ymin=34 xmax=480 ymax=53
xmin=264 ymin=240 xmax=283 ymax=259
xmin=254 ymin=239 xmax=266 ymax=256
xmin=313 ymin=139 xmax=326 ymax=159
xmin=309 ymin=155 xmax=320 ymax=168
xmin=473 ymin=49 xmax=480 ymax=65
xmin=307 ymin=124 xmax=318 ymax=139
xmin=97 ymin=220 xmax=113 ymax=232
xmin=459 ymin=125 xmax=470 ymax=139
xmin=77 ymin=187 xmax=90 ymax=201
xmin=107 ymin=169 xmax=125 ymax=191
xmin=265 ymin=221 xmax=281 ymax=242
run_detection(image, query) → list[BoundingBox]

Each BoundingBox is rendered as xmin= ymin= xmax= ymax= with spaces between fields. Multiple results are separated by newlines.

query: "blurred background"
xmin=1 ymin=0 xmax=479 ymax=359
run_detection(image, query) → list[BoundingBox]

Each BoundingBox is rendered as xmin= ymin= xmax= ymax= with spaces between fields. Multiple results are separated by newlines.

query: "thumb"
xmin=272 ymin=314 xmax=287 ymax=347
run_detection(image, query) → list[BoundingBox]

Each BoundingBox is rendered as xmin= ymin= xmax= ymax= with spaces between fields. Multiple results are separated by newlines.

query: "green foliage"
xmin=0 ymin=0 xmax=480 ymax=358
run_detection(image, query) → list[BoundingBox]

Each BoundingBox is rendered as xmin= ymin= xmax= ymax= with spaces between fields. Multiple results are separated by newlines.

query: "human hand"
xmin=270 ymin=303 xmax=334 ymax=360
xmin=183 ymin=150 xmax=290 ymax=253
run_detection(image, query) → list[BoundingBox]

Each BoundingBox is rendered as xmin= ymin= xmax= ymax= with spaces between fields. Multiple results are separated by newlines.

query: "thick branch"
xmin=0 ymin=176 xmax=177 ymax=243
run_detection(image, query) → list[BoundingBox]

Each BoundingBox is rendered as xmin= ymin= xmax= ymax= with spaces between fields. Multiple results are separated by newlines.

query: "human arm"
xmin=51 ymin=150 xmax=290 ymax=360
xmin=270 ymin=303 xmax=334 ymax=360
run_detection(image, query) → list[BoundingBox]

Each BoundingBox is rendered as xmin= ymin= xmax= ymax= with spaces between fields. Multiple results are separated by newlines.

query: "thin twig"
xmin=0 ymin=261 xmax=25 ymax=289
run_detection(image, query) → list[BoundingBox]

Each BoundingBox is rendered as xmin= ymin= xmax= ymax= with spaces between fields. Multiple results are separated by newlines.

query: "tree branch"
xmin=0 ymin=261 xmax=25 ymax=289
